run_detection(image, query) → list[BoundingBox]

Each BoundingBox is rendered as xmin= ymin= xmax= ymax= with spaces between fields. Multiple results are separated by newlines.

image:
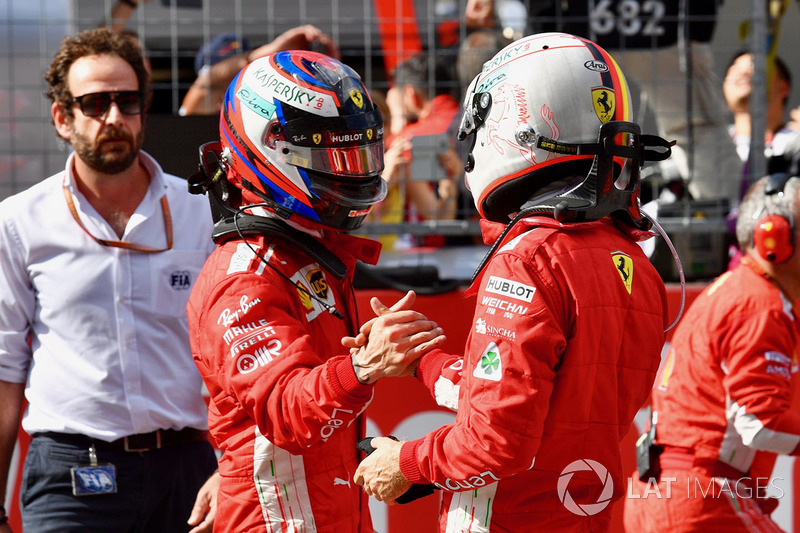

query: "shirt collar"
xmin=63 ymin=150 xmax=165 ymax=215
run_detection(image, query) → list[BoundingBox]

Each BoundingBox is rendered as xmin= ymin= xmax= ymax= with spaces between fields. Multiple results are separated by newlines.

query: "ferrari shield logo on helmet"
xmin=349 ymin=89 xmax=364 ymax=108
xmin=367 ymin=129 xmax=373 ymax=140
xmin=313 ymin=133 xmax=322 ymax=144
xmin=611 ymin=252 xmax=633 ymax=294
xmin=592 ymin=87 xmax=615 ymax=123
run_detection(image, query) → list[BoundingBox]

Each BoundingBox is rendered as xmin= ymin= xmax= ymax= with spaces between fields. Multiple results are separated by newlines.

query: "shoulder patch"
xmin=290 ymin=264 xmax=336 ymax=322
xmin=473 ymin=342 xmax=503 ymax=381
xmin=228 ymin=243 xmax=257 ymax=274
xmin=611 ymin=251 xmax=633 ymax=294
xmin=485 ymin=276 xmax=536 ymax=302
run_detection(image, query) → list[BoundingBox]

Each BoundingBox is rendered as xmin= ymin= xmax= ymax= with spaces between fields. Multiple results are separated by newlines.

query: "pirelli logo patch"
xmin=485 ymin=276 xmax=536 ymax=302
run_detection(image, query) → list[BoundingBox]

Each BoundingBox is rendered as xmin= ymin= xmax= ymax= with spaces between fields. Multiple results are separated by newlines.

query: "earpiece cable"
xmin=643 ymin=211 xmax=686 ymax=332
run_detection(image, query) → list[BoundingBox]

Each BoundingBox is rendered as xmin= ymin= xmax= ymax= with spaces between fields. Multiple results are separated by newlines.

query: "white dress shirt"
xmin=0 ymin=151 xmax=216 ymax=441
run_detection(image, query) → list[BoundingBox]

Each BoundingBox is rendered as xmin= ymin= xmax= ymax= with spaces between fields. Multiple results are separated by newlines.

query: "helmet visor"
xmin=275 ymin=140 xmax=385 ymax=177
xmin=309 ymin=172 xmax=388 ymax=209
xmin=306 ymin=172 xmax=388 ymax=231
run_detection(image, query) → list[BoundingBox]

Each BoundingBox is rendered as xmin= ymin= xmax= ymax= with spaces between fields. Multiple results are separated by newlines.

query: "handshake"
xmin=356 ymin=436 xmax=437 ymax=504
xmin=341 ymin=290 xmax=446 ymax=503
xmin=343 ymin=290 xmax=446 ymax=385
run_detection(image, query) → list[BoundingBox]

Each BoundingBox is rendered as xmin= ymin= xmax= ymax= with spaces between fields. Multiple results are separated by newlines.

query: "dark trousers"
xmin=21 ymin=433 xmax=218 ymax=533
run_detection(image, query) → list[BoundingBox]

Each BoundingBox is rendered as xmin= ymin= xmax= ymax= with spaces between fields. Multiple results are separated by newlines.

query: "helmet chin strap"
xmin=187 ymin=140 xmax=348 ymax=288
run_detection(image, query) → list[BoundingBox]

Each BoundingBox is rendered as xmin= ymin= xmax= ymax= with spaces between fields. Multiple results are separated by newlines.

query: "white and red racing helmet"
xmin=219 ymin=51 xmax=386 ymax=231
xmin=458 ymin=32 xmax=669 ymax=225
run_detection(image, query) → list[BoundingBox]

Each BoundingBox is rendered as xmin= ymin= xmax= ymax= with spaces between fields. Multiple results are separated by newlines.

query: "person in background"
xmin=0 ymin=27 xmax=219 ymax=532
xmin=380 ymin=51 xmax=462 ymax=248
xmin=724 ymin=51 xmax=800 ymax=175
xmin=353 ymin=32 xmax=671 ymax=531
xmin=624 ymin=172 xmax=800 ymax=532
xmin=448 ymin=28 xmax=512 ymax=243
xmin=363 ymin=88 xmax=413 ymax=251
xmin=185 ymin=50 xmax=446 ymax=531
xmin=108 ymin=0 xmax=152 ymax=34
xmin=724 ymin=51 xmax=800 ymax=268
xmin=179 ymin=25 xmax=338 ymax=116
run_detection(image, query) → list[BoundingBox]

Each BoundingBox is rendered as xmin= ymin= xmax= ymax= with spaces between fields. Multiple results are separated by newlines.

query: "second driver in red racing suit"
xmin=353 ymin=32 xmax=673 ymax=531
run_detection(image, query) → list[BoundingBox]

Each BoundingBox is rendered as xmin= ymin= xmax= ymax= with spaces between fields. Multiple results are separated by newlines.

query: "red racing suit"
xmin=400 ymin=216 xmax=668 ymax=531
xmin=187 ymin=228 xmax=381 ymax=532
xmin=624 ymin=257 xmax=800 ymax=532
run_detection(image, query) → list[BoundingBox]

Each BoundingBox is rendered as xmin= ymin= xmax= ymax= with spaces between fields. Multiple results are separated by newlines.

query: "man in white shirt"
xmin=0 ymin=27 xmax=219 ymax=532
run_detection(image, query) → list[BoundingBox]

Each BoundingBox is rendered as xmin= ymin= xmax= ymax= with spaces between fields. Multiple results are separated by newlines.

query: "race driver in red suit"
xmin=352 ymin=32 xmax=674 ymax=531
xmin=185 ymin=51 xmax=445 ymax=532
xmin=624 ymin=172 xmax=800 ymax=532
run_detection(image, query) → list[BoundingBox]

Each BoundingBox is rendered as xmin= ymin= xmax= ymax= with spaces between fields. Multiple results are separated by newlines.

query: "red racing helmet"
xmin=219 ymin=50 xmax=386 ymax=231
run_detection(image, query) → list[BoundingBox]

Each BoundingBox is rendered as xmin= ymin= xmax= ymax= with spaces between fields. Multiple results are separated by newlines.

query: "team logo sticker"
xmin=473 ymin=342 xmax=502 ymax=381
xmin=291 ymin=264 xmax=336 ymax=322
xmin=592 ymin=87 xmax=615 ymax=123
xmin=349 ymin=88 xmax=364 ymax=108
xmin=611 ymin=251 xmax=633 ymax=294
xmin=296 ymin=281 xmax=313 ymax=311
xmin=313 ymin=133 xmax=322 ymax=144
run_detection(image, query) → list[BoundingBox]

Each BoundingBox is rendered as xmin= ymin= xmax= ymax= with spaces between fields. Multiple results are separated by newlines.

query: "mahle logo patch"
xmin=474 ymin=342 xmax=502 ymax=381
xmin=611 ymin=251 xmax=633 ymax=294
xmin=592 ymin=87 xmax=615 ymax=123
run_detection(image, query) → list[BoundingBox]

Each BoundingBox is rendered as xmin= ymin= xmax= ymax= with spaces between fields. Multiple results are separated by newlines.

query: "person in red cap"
xmin=624 ymin=172 xmax=800 ymax=532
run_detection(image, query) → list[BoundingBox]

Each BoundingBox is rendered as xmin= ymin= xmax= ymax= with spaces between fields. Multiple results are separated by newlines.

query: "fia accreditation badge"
xmin=70 ymin=444 xmax=118 ymax=496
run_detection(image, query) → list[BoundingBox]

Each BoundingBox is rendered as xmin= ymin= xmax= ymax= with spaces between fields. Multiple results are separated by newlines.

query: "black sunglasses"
xmin=69 ymin=91 xmax=144 ymax=117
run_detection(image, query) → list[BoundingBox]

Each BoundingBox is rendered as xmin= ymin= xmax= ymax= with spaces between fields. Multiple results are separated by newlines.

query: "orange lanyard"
xmin=62 ymin=181 xmax=173 ymax=253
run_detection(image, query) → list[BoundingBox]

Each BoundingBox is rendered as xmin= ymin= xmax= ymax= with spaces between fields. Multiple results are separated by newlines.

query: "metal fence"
xmin=2 ymin=0 xmax=798 ymax=279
